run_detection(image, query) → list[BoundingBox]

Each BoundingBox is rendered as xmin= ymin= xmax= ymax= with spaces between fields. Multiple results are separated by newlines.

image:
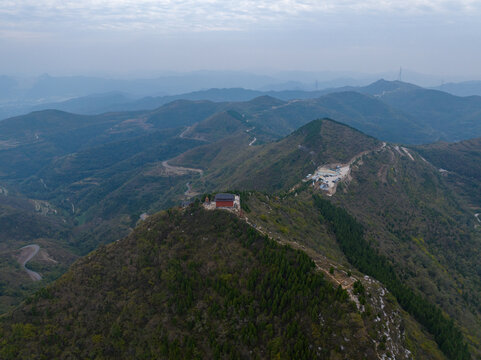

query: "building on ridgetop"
xmin=214 ymin=193 xmax=235 ymax=208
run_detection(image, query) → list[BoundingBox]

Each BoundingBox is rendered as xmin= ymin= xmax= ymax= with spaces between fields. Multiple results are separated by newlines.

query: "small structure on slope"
xmin=203 ymin=193 xmax=241 ymax=213
xmin=214 ymin=193 xmax=235 ymax=208
xmin=304 ymin=164 xmax=350 ymax=196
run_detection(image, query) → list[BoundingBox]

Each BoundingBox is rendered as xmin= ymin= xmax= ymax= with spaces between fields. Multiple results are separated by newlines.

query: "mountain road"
xmin=18 ymin=244 xmax=42 ymax=281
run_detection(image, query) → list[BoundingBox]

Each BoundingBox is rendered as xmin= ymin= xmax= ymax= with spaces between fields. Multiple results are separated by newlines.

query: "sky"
xmin=1 ymin=0 xmax=481 ymax=79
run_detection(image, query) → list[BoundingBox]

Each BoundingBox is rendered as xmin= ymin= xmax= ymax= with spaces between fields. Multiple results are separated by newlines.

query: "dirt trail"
xmin=179 ymin=126 xmax=192 ymax=139
xmin=401 ymin=147 xmax=415 ymax=161
xmin=161 ymin=160 xmax=204 ymax=176
xmin=178 ymin=126 xmax=207 ymax=141
xmin=185 ymin=182 xmax=192 ymax=196
xmin=349 ymin=141 xmax=386 ymax=166
xmin=280 ymin=239 xmax=355 ymax=290
xmin=184 ymin=182 xmax=199 ymax=198
xmin=243 ymin=217 xmax=355 ymax=292
xmin=17 ymin=244 xmax=42 ymax=281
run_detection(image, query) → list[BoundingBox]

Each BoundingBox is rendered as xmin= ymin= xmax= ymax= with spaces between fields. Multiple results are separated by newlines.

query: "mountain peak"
xmin=245 ymin=95 xmax=285 ymax=107
xmin=363 ymin=79 xmax=420 ymax=96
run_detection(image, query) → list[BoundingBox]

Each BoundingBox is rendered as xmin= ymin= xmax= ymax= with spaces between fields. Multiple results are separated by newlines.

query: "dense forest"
xmin=0 ymin=207 xmax=381 ymax=359
xmin=313 ymin=194 xmax=470 ymax=360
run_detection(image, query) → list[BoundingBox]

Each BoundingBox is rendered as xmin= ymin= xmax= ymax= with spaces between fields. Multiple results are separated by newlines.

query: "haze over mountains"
xmin=0 ymin=71 xmax=366 ymax=120
xmin=3 ymin=77 xmax=481 ymax=145
xmin=2 ymin=71 xmax=481 ymax=120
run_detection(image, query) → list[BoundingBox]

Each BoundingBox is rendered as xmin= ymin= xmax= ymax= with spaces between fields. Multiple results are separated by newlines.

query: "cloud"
xmin=1 ymin=0 xmax=480 ymax=35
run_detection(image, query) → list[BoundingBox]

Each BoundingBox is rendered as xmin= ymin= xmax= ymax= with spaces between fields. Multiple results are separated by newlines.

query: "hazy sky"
xmin=1 ymin=0 xmax=481 ymax=78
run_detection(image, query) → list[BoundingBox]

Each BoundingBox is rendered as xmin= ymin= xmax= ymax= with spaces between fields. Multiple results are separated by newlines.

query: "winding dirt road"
xmin=184 ymin=182 xmax=199 ymax=198
xmin=18 ymin=244 xmax=42 ymax=281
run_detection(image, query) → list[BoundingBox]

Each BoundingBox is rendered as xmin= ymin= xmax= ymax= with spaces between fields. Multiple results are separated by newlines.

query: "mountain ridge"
xmin=0 ymin=205 xmax=446 ymax=359
xmin=3 ymin=79 xmax=481 ymax=144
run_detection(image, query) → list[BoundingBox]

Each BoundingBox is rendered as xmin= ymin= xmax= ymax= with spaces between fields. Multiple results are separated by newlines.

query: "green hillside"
xmin=0 ymin=109 xmax=211 ymax=313
xmin=243 ymin=92 xmax=430 ymax=144
xmin=180 ymin=110 xmax=249 ymax=142
xmin=171 ymin=118 xmax=481 ymax=356
xmin=7 ymin=128 xmax=204 ymax=252
xmin=322 ymin=145 xmax=481 ymax=355
xmin=234 ymin=80 xmax=481 ymax=144
xmin=146 ymin=99 xmax=227 ymax=129
xmin=173 ymin=118 xmax=380 ymax=193
xmin=311 ymin=92 xmax=431 ymax=143
xmin=1 ymin=207 xmax=386 ymax=359
xmin=415 ymin=137 xmax=481 ymax=208
xmin=365 ymin=81 xmax=481 ymax=142
xmin=0 ymin=194 xmax=78 ymax=313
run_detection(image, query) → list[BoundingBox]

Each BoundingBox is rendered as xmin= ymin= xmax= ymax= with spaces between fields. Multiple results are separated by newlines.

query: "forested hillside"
xmin=0 ymin=194 xmax=77 ymax=313
xmin=313 ymin=195 xmax=469 ymax=359
xmin=172 ymin=118 xmax=380 ymax=193
xmin=415 ymin=137 xmax=481 ymax=208
xmin=170 ymin=118 xmax=481 ymax=356
xmin=1 ymin=207 xmax=386 ymax=359
xmin=327 ymin=142 xmax=481 ymax=356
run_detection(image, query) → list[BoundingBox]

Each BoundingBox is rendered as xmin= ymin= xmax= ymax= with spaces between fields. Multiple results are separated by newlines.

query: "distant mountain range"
xmin=1 ymin=71 xmax=479 ymax=118
xmin=434 ymin=80 xmax=481 ymax=96
xmin=0 ymin=79 xmax=421 ymax=117
xmin=0 ymin=71 xmax=374 ymax=119
xmin=3 ymin=79 xmax=481 ymax=145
